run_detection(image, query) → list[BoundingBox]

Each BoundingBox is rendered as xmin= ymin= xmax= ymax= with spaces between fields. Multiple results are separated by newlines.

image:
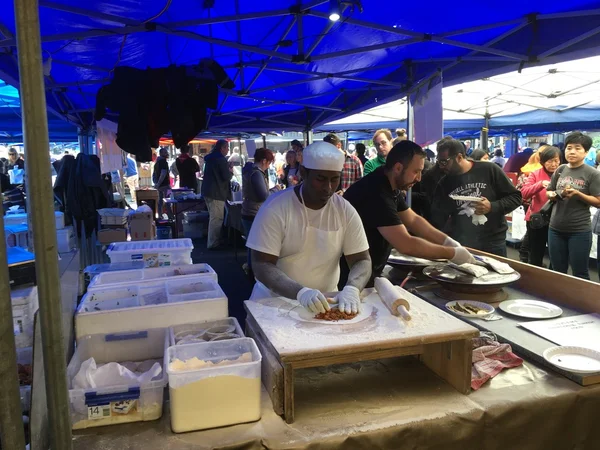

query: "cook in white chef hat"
xmin=299 ymin=141 xmax=345 ymax=207
xmin=301 ymin=141 xmax=345 ymax=172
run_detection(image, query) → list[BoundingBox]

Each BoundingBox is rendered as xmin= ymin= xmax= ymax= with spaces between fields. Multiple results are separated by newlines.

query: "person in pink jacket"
xmin=520 ymin=146 xmax=561 ymax=267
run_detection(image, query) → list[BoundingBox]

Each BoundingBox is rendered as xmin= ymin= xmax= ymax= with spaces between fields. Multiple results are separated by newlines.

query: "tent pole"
xmin=13 ymin=1 xmax=73 ymax=450
xmin=305 ymin=128 xmax=313 ymax=145
xmin=481 ymin=113 xmax=490 ymax=151
xmin=78 ymin=127 xmax=94 ymax=154
xmin=406 ymin=95 xmax=414 ymax=208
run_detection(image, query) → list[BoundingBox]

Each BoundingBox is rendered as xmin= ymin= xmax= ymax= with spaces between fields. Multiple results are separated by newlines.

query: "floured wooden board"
xmin=244 ymin=290 xmax=478 ymax=362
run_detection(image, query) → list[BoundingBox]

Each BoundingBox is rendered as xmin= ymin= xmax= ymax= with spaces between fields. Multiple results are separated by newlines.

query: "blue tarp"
xmin=0 ymin=1 xmax=600 ymax=136
xmin=0 ymin=79 xmax=78 ymax=142
xmin=489 ymin=104 xmax=600 ymax=132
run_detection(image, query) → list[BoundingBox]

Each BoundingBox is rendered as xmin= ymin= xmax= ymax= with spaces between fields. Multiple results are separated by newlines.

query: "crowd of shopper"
xmin=194 ymin=129 xmax=599 ymax=283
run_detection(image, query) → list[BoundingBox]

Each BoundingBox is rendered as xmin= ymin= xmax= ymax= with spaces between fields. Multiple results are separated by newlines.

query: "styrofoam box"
xmin=166 ymin=338 xmax=262 ymax=432
xmin=17 ymin=346 xmax=32 ymax=412
xmin=5 ymin=224 xmax=29 ymax=248
xmin=4 ymin=211 xmax=64 ymax=229
xmin=87 ymin=263 xmax=218 ymax=290
xmin=106 ymin=238 xmax=193 ymax=267
xmin=57 ymin=225 xmax=76 ymax=253
xmin=75 ymin=277 xmax=228 ymax=339
xmin=12 ymin=286 xmax=38 ymax=348
xmin=67 ymin=328 xmax=167 ymax=430
xmin=169 ymin=317 xmax=244 ymax=346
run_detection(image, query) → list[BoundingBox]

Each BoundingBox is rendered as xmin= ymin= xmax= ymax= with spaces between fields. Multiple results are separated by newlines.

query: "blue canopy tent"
xmin=489 ymin=104 xmax=600 ymax=132
xmin=1 ymin=1 xmax=600 ymax=138
xmin=0 ymin=79 xmax=78 ymax=142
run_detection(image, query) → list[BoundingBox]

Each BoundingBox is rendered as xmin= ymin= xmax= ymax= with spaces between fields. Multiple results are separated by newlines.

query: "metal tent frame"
xmin=1 ymin=1 xmax=600 ymax=134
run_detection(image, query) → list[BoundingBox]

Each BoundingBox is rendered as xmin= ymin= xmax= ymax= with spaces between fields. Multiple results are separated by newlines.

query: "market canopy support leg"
xmin=13 ymin=0 xmax=73 ymax=448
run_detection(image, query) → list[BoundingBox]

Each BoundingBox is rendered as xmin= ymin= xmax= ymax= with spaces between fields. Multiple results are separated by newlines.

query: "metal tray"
xmin=423 ymin=263 xmax=521 ymax=293
xmin=387 ymin=249 xmax=439 ymax=268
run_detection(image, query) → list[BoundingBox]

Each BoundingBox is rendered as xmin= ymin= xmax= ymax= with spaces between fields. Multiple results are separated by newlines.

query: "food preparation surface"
xmin=411 ymin=285 xmax=600 ymax=386
xmin=72 ymin=356 xmax=600 ymax=450
xmin=244 ymin=290 xmax=477 ymax=361
xmin=245 ymin=290 xmax=478 ymax=423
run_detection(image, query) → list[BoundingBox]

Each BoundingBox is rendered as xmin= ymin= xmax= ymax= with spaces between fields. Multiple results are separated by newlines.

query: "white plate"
xmin=289 ymin=303 xmax=374 ymax=325
xmin=543 ymin=346 xmax=600 ymax=374
xmin=445 ymin=300 xmax=495 ymax=318
xmin=449 ymin=195 xmax=483 ymax=202
xmin=499 ymin=299 xmax=563 ymax=319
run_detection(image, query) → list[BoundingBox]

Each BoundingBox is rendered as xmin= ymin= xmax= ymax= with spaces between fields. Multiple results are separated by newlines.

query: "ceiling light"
xmin=329 ymin=0 xmax=341 ymax=21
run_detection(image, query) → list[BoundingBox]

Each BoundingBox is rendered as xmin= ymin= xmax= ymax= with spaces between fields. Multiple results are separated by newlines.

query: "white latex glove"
xmin=444 ymin=236 xmax=461 ymax=248
xmin=335 ymin=285 xmax=361 ymax=315
xmin=296 ymin=287 xmax=330 ymax=314
xmin=450 ymin=247 xmax=477 ymax=266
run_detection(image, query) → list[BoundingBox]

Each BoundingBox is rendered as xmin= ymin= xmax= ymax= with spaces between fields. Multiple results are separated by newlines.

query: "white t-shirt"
xmin=247 ymin=188 xmax=369 ymax=260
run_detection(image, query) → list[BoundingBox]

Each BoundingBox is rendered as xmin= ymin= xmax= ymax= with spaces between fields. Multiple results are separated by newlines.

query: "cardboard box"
xmin=136 ymin=189 xmax=159 ymax=217
xmin=129 ymin=211 xmax=156 ymax=241
xmin=98 ymin=228 xmax=127 ymax=245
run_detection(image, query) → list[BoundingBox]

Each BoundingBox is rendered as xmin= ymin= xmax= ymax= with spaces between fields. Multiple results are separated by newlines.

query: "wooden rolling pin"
xmin=374 ymin=277 xmax=411 ymax=321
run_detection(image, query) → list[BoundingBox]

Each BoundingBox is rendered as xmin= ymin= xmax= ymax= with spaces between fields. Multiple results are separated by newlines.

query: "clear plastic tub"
xmin=166 ymin=338 xmax=262 ymax=432
xmin=106 ymin=238 xmax=193 ymax=267
xmin=169 ymin=317 xmax=244 ymax=346
xmin=12 ymin=286 xmax=38 ymax=348
xmin=57 ymin=226 xmax=76 ymax=253
xmin=87 ymin=263 xmax=217 ymax=290
xmin=67 ymin=328 xmax=167 ymax=430
xmin=76 ymin=277 xmax=228 ymax=339
xmin=78 ymin=286 xmax=140 ymax=313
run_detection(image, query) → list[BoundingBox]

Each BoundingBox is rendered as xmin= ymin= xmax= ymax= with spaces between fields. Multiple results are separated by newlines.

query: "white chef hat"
xmin=302 ymin=141 xmax=345 ymax=172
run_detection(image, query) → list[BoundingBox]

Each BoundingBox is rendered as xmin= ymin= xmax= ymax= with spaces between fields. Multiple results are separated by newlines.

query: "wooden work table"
xmin=244 ymin=290 xmax=479 ymax=423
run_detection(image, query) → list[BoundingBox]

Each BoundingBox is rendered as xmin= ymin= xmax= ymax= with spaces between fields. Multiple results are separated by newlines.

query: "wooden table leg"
xmin=245 ymin=319 xmax=284 ymax=416
xmin=420 ymin=338 xmax=472 ymax=394
xmin=283 ymin=363 xmax=295 ymax=424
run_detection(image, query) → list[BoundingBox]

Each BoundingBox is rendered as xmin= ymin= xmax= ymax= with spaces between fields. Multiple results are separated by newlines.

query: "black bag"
xmin=531 ymin=165 xmax=567 ymax=229
xmin=537 ymin=200 xmax=554 ymax=223
xmin=529 ymin=211 xmax=549 ymax=229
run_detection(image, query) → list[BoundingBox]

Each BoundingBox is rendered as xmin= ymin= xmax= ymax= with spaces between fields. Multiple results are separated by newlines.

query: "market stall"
xmin=65 ymin=252 xmax=600 ymax=450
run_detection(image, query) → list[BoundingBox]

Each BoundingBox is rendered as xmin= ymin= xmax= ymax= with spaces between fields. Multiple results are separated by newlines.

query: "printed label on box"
xmin=158 ymin=253 xmax=171 ymax=267
xmin=88 ymin=404 xmax=111 ymax=420
xmin=131 ymin=254 xmax=143 ymax=261
xmin=13 ymin=317 xmax=23 ymax=335
xmin=112 ymin=399 xmax=138 ymax=415
xmin=143 ymin=253 xmax=159 ymax=267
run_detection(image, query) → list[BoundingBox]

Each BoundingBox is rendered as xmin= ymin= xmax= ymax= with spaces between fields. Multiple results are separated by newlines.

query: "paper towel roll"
xmin=374 ymin=277 xmax=411 ymax=321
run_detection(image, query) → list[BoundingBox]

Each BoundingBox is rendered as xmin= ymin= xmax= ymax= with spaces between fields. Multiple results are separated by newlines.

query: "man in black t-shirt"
xmin=430 ymin=139 xmax=522 ymax=257
xmin=342 ymin=140 xmax=477 ymax=286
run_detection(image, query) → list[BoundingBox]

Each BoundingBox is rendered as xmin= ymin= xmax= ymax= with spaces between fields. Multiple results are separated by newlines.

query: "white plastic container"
xmin=4 ymin=211 xmax=64 ymax=229
xmin=76 ymin=277 xmax=228 ymax=339
xmin=166 ymin=338 xmax=262 ymax=432
xmin=106 ymin=238 xmax=193 ymax=267
xmin=12 ymin=286 xmax=38 ymax=348
xmin=87 ymin=263 xmax=217 ymax=290
xmin=169 ymin=317 xmax=244 ymax=346
xmin=67 ymin=328 xmax=167 ymax=430
xmin=57 ymin=225 xmax=76 ymax=253
xmin=97 ymin=208 xmax=130 ymax=226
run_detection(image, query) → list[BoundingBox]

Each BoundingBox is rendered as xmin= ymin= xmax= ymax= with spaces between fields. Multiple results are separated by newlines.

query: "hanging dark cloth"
xmin=54 ymin=154 xmax=111 ymax=237
xmin=95 ymin=60 xmax=231 ymax=160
